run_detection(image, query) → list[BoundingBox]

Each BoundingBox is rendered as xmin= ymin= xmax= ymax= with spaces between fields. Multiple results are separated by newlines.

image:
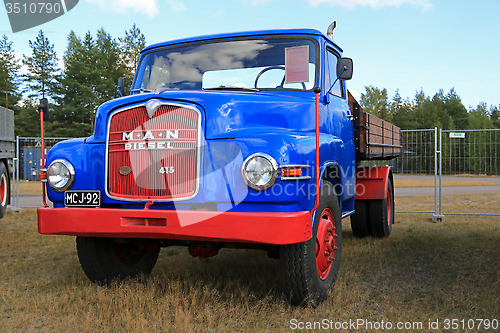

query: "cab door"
xmin=324 ymin=46 xmax=356 ymax=201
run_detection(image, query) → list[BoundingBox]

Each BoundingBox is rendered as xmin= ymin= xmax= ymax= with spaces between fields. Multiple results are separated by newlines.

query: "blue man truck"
xmin=37 ymin=24 xmax=401 ymax=306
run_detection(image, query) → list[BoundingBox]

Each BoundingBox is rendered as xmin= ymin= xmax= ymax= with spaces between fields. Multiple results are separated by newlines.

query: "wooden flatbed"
xmin=348 ymin=91 xmax=402 ymax=161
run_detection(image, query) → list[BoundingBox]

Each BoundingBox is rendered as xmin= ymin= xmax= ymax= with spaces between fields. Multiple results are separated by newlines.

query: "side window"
xmin=325 ymin=49 xmax=343 ymax=98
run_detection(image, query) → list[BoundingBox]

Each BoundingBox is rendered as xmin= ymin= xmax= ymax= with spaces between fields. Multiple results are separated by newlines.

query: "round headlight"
xmin=47 ymin=159 xmax=75 ymax=192
xmin=242 ymin=153 xmax=278 ymax=190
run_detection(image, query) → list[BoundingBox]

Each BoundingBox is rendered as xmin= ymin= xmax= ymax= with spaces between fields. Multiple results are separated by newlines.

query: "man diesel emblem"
xmin=145 ymin=99 xmax=162 ymax=119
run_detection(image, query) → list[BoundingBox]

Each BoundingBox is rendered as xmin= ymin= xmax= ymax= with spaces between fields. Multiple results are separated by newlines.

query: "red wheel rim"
xmin=315 ymin=208 xmax=338 ymax=280
xmin=386 ymin=188 xmax=391 ymax=226
xmin=113 ymin=243 xmax=146 ymax=265
xmin=0 ymin=173 xmax=6 ymax=206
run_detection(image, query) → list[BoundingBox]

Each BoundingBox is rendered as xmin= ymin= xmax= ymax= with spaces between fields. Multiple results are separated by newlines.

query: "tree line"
xmin=1 ymin=28 xmax=499 ymax=138
xmin=360 ymin=86 xmax=500 ymax=130
xmin=0 ymin=24 xmax=145 ymax=137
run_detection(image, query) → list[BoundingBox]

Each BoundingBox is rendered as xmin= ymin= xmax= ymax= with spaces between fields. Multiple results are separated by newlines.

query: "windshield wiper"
xmin=130 ymin=87 xmax=179 ymax=94
xmin=204 ymin=85 xmax=260 ymax=92
xmin=130 ymin=88 xmax=154 ymax=93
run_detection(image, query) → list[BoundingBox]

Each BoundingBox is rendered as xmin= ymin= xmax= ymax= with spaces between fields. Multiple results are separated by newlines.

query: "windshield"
xmin=133 ymin=38 xmax=317 ymax=92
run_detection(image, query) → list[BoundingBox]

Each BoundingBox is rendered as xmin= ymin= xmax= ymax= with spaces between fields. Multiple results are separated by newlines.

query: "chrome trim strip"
xmin=341 ymin=210 xmax=355 ymax=219
xmin=279 ymin=164 xmax=311 ymax=169
xmin=366 ymin=142 xmax=403 ymax=148
xmin=281 ymin=176 xmax=311 ymax=181
xmin=105 ymin=102 xmax=202 ymax=202
xmin=279 ymin=164 xmax=311 ymax=180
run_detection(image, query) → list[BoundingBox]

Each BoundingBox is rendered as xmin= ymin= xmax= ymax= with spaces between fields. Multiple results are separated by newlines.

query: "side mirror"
xmin=117 ymin=77 xmax=125 ymax=96
xmin=336 ymin=58 xmax=353 ymax=81
xmin=38 ymin=98 xmax=49 ymax=121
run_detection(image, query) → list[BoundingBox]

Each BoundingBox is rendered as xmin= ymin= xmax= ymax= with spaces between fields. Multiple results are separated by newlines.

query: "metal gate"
xmin=11 ymin=136 xmax=71 ymax=209
xmin=391 ymin=128 xmax=500 ymax=219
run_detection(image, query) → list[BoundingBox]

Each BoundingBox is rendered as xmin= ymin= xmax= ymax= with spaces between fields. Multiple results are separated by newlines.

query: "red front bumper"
xmin=37 ymin=208 xmax=312 ymax=245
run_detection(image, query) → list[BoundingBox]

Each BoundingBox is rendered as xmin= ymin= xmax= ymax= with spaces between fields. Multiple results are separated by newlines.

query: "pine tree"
xmin=490 ymin=105 xmax=500 ymax=129
xmin=431 ymin=89 xmax=453 ymax=130
xmin=56 ymin=29 xmax=130 ymax=136
xmin=95 ymin=28 xmax=127 ymax=104
xmin=22 ymin=30 xmax=59 ymax=99
xmin=0 ymin=35 xmax=21 ymax=109
xmin=360 ymin=86 xmax=391 ymax=121
xmin=412 ymin=89 xmax=440 ymax=129
xmin=14 ymin=99 xmax=40 ymax=136
xmin=469 ymin=102 xmax=494 ymax=129
xmin=444 ymin=88 xmax=468 ymax=129
xmin=56 ymin=31 xmax=98 ymax=136
xmin=119 ymin=23 xmax=145 ymax=75
xmin=119 ymin=24 xmax=146 ymax=95
xmin=391 ymin=89 xmax=417 ymax=129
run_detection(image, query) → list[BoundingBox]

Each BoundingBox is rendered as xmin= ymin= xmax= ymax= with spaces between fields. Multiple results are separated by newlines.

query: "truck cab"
xmin=38 ymin=27 xmax=397 ymax=306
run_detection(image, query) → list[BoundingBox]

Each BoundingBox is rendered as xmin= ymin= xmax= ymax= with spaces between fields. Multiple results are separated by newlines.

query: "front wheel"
xmin=76 ymin=237 xmax=160 ymax=285
xmin=280 ymin=180 xmax=342 ymax=307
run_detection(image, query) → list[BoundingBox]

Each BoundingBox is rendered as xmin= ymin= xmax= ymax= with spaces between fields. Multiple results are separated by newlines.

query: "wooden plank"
xmin=349 ymin=90 xmax=401 ymax=161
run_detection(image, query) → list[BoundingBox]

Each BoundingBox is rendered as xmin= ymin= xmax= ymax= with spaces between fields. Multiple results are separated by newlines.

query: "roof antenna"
xmin=327 ymin=21 xmax=337 ymax=39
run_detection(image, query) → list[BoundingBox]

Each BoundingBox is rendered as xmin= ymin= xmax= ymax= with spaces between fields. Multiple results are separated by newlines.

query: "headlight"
xmin=47 ymin=159 xmax=75 ymax=192
xmin=241 ymin=153 xmax=278 ymax=190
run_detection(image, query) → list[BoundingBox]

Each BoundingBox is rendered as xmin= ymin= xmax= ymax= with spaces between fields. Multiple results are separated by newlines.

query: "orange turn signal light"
xmin=281 ymin=168 xmax=303 ymax=177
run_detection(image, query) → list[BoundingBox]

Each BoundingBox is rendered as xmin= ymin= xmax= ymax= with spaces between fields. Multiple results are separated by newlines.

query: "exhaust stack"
xmin=327 ymin=21 xmax=337 ymax=39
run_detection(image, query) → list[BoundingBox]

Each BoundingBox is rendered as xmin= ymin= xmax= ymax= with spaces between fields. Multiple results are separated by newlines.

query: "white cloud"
xmin=166 ymin=0 xmax=186 ymax=12
xmin=240 ymin=0 xmax=275 ymax=5
xmin=305 ymin=0 xmax=432 ymax=10
xmin=84 ymin=0 xmax=159 ymax=18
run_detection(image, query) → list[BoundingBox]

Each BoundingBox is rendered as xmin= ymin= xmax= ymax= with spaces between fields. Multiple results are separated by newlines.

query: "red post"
xmin=311 ymin=88 xmax=321 ymax=216
xmin=40 ymin=110 xmax=48 ymax=208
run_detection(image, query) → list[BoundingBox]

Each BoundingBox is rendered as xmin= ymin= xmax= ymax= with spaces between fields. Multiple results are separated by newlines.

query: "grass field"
xmin=393 ymin=179 xmax=499 ymax=188
xmin=1 ymin=194 xmax=499 ymax=332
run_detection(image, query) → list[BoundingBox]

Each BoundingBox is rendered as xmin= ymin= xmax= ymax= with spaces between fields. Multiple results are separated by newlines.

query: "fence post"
xmin=10 ymin=136 xmax=21 ymax=213
xmin=432 ymin=127 xmax=445 ymax=222
xmin=439 ymin=128 xmax=443 ymax=216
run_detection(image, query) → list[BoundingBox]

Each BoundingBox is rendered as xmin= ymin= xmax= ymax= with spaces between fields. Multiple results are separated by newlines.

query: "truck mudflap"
xmin=37 ymin=208 xmax=312 ymax=245
xmin=355 ymin=166 xmax=393 ymax=200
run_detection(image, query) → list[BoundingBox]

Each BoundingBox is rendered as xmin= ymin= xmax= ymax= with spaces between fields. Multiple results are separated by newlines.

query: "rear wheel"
xmin=280 ymin=181 xmax=342 ymax=307
xmin=350 ymin=199 xmax=370 ymax=238
xmin=76 ymin=237 xmax=160 ymax=285
xmin=368 ymin=178 xmax=394 ymax=238
xmin=0 ymin=163 xmax=8 ymax=219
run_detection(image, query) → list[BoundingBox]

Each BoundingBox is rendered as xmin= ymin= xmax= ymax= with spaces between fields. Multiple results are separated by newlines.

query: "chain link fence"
xmin=9 ymin=131 xmax=500 ymax=217
xmin=15 ymin=137 xmax=71 ymax=180
xmin=441 ymin=129 xmax=500 ymax=176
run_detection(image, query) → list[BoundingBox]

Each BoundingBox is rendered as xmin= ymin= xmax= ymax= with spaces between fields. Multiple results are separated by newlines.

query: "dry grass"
xmin=10 ymin=181 xmax=44 ymax=196
xmin=396 ymin=193 xmax=500 ymax=215
xmin=0 ymin=197 xmax=499 ymax=332
xmin=394 ymin=179 xmax=499 ymax=188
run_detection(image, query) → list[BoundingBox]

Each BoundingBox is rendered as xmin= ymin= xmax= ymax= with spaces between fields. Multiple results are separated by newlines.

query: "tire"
xmin=280 ymin=180 xmax=342 ymax=307
xmin=76 ymin=237 xmax=160 ymax=285
xmin=0 ymin=162 xmax=9 ymax=219
xmin=350 ymin=199 xmax=370 ymax=238
xmin=368 ymin=177 xmax=394 ymax=238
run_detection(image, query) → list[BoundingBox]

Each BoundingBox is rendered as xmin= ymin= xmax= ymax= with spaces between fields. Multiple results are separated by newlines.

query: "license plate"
xmin=65 ymin=190 xmax=101 ymax=207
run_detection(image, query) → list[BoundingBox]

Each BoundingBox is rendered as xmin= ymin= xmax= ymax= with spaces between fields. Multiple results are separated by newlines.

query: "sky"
xmin=1 ymin=0 xmax=499 ymax=109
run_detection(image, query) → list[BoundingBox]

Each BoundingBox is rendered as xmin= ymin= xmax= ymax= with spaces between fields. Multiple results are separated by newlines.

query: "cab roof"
xmin=143 ymin=28 xmax=343 ymax=53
